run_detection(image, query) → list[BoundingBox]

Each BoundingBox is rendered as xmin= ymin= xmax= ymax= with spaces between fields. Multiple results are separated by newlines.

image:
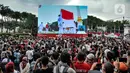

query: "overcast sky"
xmin=0 ymin=0 xmax=130 ymax=21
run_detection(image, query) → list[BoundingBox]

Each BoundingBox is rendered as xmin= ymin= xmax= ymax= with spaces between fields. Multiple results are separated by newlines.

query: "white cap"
xmin=87 ymin=53 xmax=94 ymax=60
xmin=104 ymin=49 xmax=110 ymax=57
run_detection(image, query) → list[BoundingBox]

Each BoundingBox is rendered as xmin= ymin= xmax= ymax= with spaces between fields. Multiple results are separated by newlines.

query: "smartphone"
xmin=119 ymin=58 xmax=127 ymax=62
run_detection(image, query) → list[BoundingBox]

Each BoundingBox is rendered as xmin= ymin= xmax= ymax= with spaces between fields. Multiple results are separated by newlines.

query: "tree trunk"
xmin=14 ymin=28 xmax=16 ymax=33
xmin=8 ymin=29 xmax=10 ymax=33
xmin=14 ymin=19 xmax=17 ymax=33
xmin=6 ymin=29 xmax=8 ymax=33
xmin=1 ymin=16 xmax=4 ymax=33
xmin=0 ymin=27 xmax=2 ymax=33
xmin=1 ymin=24 xmax=3 ymax=33
xmin=6 ymin=28 xmax=9 ymax=33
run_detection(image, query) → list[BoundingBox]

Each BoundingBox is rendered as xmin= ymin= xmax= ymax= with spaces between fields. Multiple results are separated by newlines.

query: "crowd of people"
xmin=0 ymin=36 xmax=130 ymax=73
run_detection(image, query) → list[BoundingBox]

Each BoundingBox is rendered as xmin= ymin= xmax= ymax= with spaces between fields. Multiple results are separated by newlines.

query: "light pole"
xmin=123 ymin=16 xmax=125 ymax=38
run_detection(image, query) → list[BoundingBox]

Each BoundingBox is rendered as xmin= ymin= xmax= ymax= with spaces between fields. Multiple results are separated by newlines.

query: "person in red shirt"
xmin=74 ymin=52 xmax=90 ymax=73
xmin=46 ymin=22 xmax=49 ymax=33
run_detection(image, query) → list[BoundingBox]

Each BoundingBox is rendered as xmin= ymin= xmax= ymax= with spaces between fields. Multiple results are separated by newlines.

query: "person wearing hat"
xmin=85 ymin=53 xmax=95 ymax=68
xmin=19 ymin=57 xmax=30 ymax=73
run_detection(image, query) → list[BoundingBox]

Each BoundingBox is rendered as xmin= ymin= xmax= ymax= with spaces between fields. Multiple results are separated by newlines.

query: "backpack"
xmin=56 ymin=65 xmax=69 ymax=73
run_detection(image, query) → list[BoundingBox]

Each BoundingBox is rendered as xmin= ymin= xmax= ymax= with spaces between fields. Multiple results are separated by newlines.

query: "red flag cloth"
xmin=61 ymin=9 xmax=74 ymax=20
xmin=114 ymin=33 xmax=120 ymax=36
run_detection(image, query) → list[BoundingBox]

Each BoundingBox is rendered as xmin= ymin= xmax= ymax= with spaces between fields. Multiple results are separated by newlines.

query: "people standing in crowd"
xmin=85 ymin=53 xmax=95 ymax=68
xmin=33 ymin=56 xmax=53 ymax=73
xmin=48 ymin=52 xmax=59 ymax=68
xmin=14 ymin=49 xmax=21 ymax=71
xmin=5 ymin=62 xmax=19 ymax=73
xmin=19 ymin=57 xmax=30 ymax=73
xmin=1 ymin=55 xmax=11 ymax=73
xmin=30 ymin=52 xmax=41 ymax=73
xmin=26 ymin=46 xmax=33 ymax=63
xmin=74 ymin=52 xmax=90 ymax=73
xmin=51 ymin=52 xmax=60 ymax=65
xmin=53 ymin=52 xmax=76 ymax=73
xmin=1 ymin=48 xmax=7 ymax=59
xmin=0 ymin=36 xmax=129 ymax=73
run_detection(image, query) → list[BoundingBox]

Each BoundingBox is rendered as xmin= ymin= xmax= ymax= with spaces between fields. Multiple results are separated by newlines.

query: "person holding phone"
xmin=33 ymin=56 xmax=53 ymax=73
xmin=53 ymin=52 xmax=76 ymax=73
xmin=90 ymin=62 xmax=119 ymax=73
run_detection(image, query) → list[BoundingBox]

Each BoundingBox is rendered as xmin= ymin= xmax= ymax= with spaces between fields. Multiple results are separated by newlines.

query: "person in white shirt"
xmin=26 ymin=47 xmax=33 ymax=63
xmin=38 ymin=22 xmax=44 ymax=33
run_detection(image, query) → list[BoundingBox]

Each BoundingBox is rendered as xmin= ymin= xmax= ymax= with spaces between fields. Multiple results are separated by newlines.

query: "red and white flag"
xmin=60 ymin=9 xmax=75 ymax=28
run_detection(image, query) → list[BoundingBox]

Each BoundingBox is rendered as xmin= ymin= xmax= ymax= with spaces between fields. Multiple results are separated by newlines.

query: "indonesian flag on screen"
xmin=60 ymin=9 xmax=75 ymax=28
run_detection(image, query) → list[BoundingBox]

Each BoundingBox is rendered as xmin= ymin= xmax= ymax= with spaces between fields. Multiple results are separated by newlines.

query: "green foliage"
xmin=0 ymin=4 xmax=38 ymax=36
xmin=84 ymin=16 xmax=104 ymax=30
xmin=50 ymin=21 xmax=58 ymax=31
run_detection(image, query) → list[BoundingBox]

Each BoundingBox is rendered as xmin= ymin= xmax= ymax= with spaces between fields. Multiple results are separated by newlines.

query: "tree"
xmin=106 ymin=20 xmax=115 ymax=33
xmin=23 ymin=13 xmax=37 ymax=35
xmin=114 ymin=20 xmax=122 ymax=33
xmin=0 ymin=4 xmax=38 ymax=34
xmin=20 ymin=12 xmax=28 ymax=29
xmin=50 ymin=21 xmax=58 ymax=31
xmin=32 ymin=17 xmax=38 ymax=36
xmin=4 ymin=8 xmax=14 ymax=33
xmin=11 ymin=11 xmax=21 ymax=33
xmin=21 ymin=12 xmax=28 ymax=21
xmin=0 ymin=4 xmax=10 ymax=33
xmin=85 ymin=16 xmax=104 ymax=31
xmin=120 ymin=20 xmax=130 ymax=33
